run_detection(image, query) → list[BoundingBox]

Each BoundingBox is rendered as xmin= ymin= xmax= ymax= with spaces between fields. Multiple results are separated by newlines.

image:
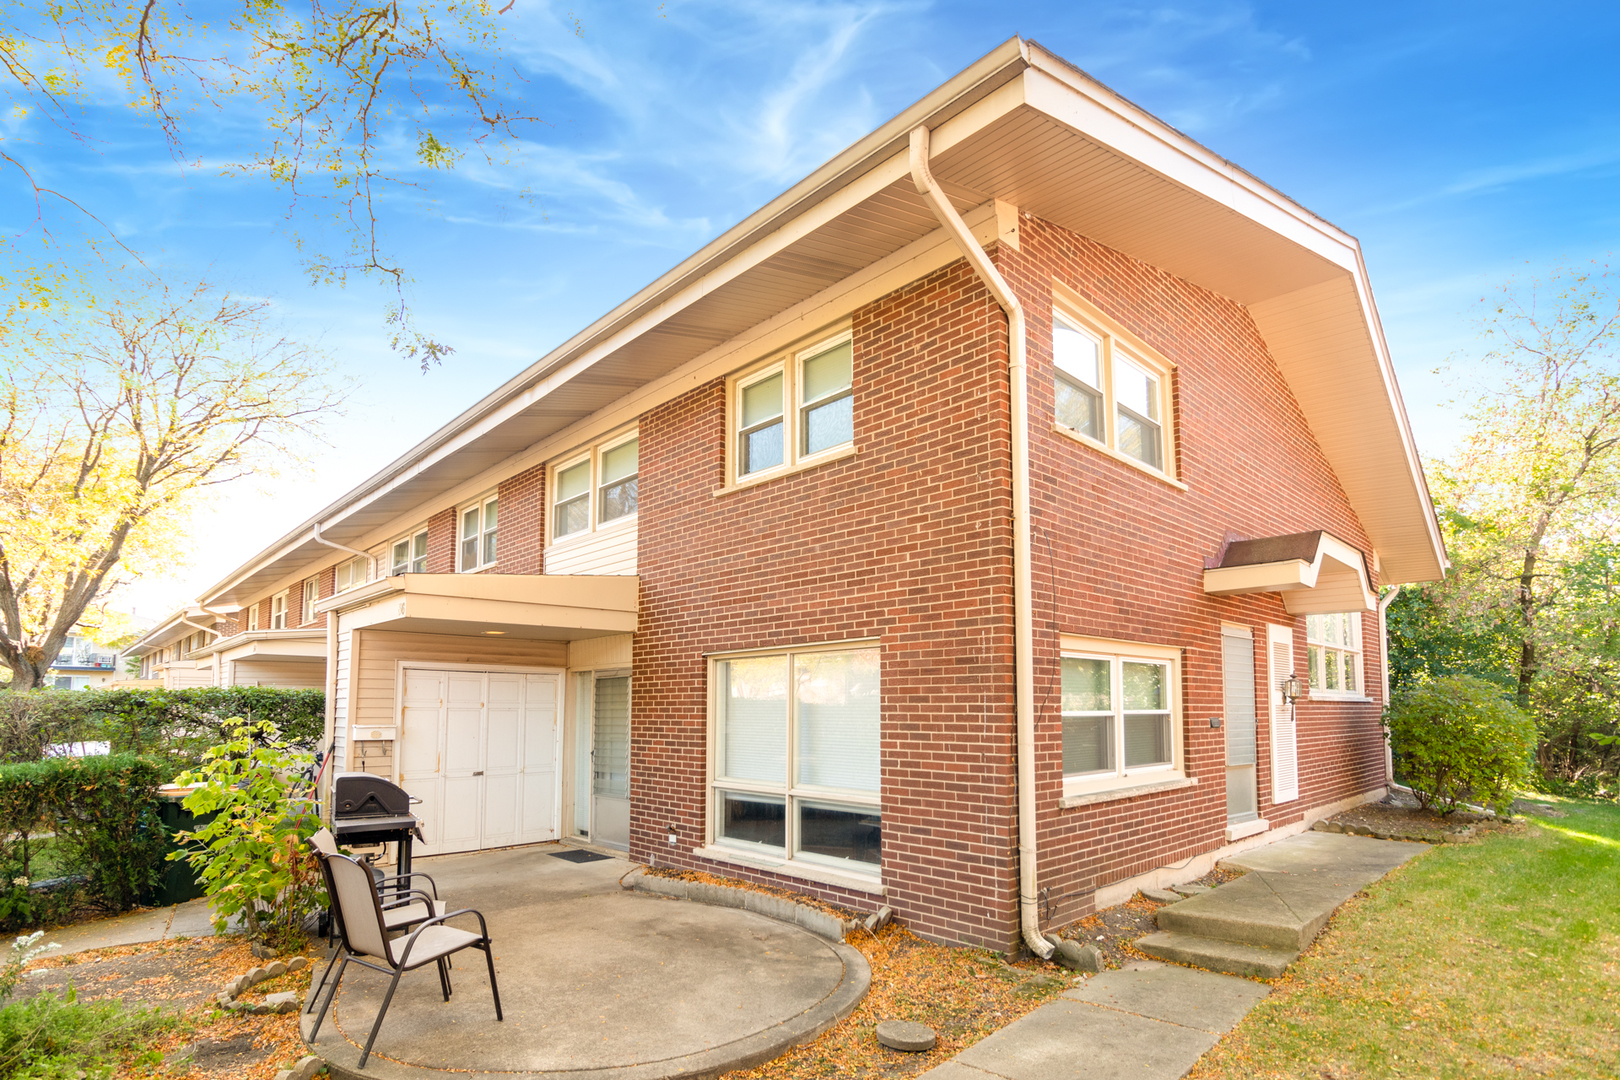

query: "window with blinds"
xmin=592 ymin=675 xmax=630 ymax=799
xmin=1061 ymin=636 xmax=1183 ymax=796
xmin=712 ymin=645 xmax=880 ymax=874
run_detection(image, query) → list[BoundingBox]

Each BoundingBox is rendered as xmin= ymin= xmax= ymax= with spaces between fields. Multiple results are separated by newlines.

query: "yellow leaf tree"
xmin=0 ymin=282 xmax=343 ymax=688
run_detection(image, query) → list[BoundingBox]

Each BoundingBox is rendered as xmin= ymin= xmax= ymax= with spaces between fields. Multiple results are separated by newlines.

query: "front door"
xmin=591 ymin=674 xmax=631 ymax=850
xmin=1221 ymin=627 xmax=1259 ymax=824
xmin=398 ymin=667 xmax=561 ymax=855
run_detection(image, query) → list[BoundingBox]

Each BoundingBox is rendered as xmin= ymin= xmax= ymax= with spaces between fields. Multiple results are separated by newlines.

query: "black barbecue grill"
xmin=330 ymin=773 xmax=424 ymax=878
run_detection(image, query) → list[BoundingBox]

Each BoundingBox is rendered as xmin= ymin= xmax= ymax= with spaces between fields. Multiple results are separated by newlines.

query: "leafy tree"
xmin=1429 ymin=261 xmax=1620 ymax=707
xmin=0 ymin=284 xmax=342 ymax=689
xmin=1 ymin=0 xmax=542 ymax=362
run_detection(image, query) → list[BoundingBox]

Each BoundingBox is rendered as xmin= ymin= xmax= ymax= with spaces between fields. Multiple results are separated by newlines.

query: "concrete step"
xmin=1154 ymin=873 xmax=1325 ymax=951
xmin=1136 ymin=931 xmax=1298 ymax=979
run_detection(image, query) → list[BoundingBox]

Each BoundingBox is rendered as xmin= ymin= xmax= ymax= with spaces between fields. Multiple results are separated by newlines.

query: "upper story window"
xmin=1306 ymin=613 xmax=1363 ymax=697
xmin=335 ymin=554 xmax=369 ymax=593
xmin=270 ymin=592 xmax=288 ymax=630
xmin=551 ymin=433 xmax=638 ymax=542
xmin=391 ymin=528 xmax=428 ymax=576
xmin=1060 ymin=635 xmax=1183 ymax=798
xmin=301 ymin=578 xmax=319 ymax=624
xmin=1053 ymin=304 xmax=1176 ymax=478
xmin=731 ymin=331 xmax=853 ymax=484
xmin=247 ymin=603 xmax=260 ymax=631
xmin=459 ymin=495 xmax=498 ymax=571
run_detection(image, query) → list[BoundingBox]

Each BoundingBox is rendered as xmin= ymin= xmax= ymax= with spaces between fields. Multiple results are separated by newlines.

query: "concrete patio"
xmin=299 ymin=844 xmax=870 ymax=1080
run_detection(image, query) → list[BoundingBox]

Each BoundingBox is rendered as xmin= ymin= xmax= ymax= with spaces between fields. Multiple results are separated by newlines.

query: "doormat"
xmin=551 ymin=849 xmax=613 ymax=863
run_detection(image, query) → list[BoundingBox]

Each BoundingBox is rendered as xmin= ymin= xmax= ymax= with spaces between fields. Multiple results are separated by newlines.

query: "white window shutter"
xmin=1268 ymin=624 xmax=1300 ymax=804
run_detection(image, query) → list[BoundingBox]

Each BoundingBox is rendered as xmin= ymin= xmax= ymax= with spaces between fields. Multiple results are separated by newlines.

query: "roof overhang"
xmin=1203 ymin=531 xmax=1377 ymax=615
xmin=193 ymin=36 xmax=1445 ymax=609
xmin=128 ymin=610 xmax=220 ymax=657
xmin=196 ymin=630 xmax=328 ymax=664
xmin=314 ymin=573 xmax=638 ymax=641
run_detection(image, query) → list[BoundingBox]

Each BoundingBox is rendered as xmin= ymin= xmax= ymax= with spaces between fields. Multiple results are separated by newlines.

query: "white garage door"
xmin=398 ymin=668 xmax=561 ymax=856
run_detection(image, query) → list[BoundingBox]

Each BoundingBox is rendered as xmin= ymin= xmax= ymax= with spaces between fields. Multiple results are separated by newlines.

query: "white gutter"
xmin=909 ymin=124 xmax=1053 ymax=961
xmin=312 ymin=522 xmax=376 ymax=580
xmin=1378 ymin=583 xmax=1402 ymax=784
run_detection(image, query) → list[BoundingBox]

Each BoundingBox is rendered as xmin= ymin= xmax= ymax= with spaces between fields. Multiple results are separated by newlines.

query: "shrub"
xmin=1384 ymin=675 xmax=1537 ymax=815
xmin=0 ymin=756 xmax=167 ymax=922
xmin=171 ymin=718 xmax=324 ymax=951
xmin=0 ymin=989 xmax=173 ymax=1078
xmin=0 ymin=687 xmax=324 ymax=769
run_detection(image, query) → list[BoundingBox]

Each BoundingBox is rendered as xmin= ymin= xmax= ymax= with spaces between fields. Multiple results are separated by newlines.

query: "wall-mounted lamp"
xmin=1281 ymin=674 xmax=1306 ymax=706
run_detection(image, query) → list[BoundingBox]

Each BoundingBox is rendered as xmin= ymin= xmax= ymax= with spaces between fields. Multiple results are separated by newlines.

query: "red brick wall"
xmin=425 ymin=508 xmax=457 ymax=574
xmin=493 ymin=463 xmax=546 ymax=575
xmin=1001 ymin=215 xmax=1385 ymax=931
xmin=634 ymin=257 xmax=1022 ymax=950
xmin=628 ymin=212 xmax=1387 ymax=953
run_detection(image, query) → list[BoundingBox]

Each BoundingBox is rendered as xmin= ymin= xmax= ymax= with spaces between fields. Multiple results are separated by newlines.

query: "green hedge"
xmin=0 ymin=755 xmax=167 ymax=926
xmin=0 ymin=687 xmax=323 ymax=767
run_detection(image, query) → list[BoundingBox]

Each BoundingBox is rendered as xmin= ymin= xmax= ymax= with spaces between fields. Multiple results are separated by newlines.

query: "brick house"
xmin=128 ymin=38 xmax=1444 ymax=955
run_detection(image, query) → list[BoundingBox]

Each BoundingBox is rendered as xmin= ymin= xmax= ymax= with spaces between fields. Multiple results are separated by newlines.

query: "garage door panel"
xmin=445 ymin=706 xmax=483 ymax=775
xmin=485 ymin=708 xmax=521 ymax=773
xmin=400 ymin=777 xmax=443 ymax=851
xmin=482 ymin=773 xmax=520 ymax=848
xmin=400 ymin=705 xmax=441 ymax=775
xmin=439 ymin=776 xmax=482 ymax=852
xmin=521 ymin=769 xmax=556 ymax=842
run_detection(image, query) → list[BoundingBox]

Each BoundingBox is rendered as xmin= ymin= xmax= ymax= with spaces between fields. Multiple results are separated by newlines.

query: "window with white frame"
xmin=1061 ymin=637 xmax=1182 ymax=793
xmin=710 ymin=644 xmax=880 ymax=878
xmin=459 ymin=495 xmax=498 ymax=571
xmin=551 ymin=433 xmax=638 ymax=542
xmin=1306 ymin=613 xmax=1363 ymax=697
xmin=1053 ymin=306 xmax=1175 ymax=475
xmin=270 ymin=591 xmax=288 ymax=630
xmin=390 ymin=528 xmax=428 ymax=576
xmin=733 ymin=332 xmax=853 ymax=483
xmin=301 ymin=578 xmax=319 ymax=624
xmin=334 ymin=555 xmax=369 ymax=593
xmin=247 ymin=604 xmax=260 ymax=631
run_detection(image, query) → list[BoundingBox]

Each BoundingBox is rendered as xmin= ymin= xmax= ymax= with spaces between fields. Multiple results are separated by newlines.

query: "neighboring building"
xmin=129 ymin=39 xmax=1445 ymax=954
xmin=46 ymin=632 xmax=128 ymax=690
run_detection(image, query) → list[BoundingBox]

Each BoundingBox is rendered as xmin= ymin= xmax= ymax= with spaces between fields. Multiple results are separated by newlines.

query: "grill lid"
xmin=332 ymin=772 xmax=415 ymax=818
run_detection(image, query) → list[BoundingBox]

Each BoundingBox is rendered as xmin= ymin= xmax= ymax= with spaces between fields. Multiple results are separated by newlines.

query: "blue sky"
xmin=6 ymin=1 xmax=1618 ymax=618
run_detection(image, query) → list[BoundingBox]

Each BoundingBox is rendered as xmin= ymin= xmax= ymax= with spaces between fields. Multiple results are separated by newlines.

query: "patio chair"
xmin=308 ymin=851 xmax=502 ymax=1068
xmin=307 ymin=828 xmax=451 ymax=1010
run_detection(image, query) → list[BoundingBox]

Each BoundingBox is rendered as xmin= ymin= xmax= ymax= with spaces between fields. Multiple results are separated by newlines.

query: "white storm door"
xmin=399 ymin=670 xmax=447 ymax=851
xmin=440 ymin=672 xmax=486 ymax=854
xmin=481 ymin=673 xmax=524 ymax=849
xmin=1269 ymin=625 xmax=1301 ymax=804
xmin=592 ymin=674 xmax=631 ymax=850
xmin=521 ymin=673 xmax=560 ymax=844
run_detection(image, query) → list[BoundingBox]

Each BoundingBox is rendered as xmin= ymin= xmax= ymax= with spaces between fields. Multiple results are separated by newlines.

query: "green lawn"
xmin=1190 ymin=799 xmax=1620 ymax=1080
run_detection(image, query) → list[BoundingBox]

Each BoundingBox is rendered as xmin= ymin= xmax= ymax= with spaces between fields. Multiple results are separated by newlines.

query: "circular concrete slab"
xmin=303 ymin=845 xmax=868 ymax=1079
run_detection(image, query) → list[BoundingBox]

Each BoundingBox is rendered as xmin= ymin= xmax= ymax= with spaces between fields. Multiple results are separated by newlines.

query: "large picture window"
xmin=710 ymin=644 xmax=880 ymax=879
xmin=731 ymin=331 xmax=854 ymax=484
xmin=551 ymin=432 xmax=639 ymax=543
xmin=1061 ymin=636 xmax=1183 ymax=796
xmin=1306 ymin=613 xmax=1363 ymax=697
xmin=1052 ymin=302 xmax=1176 ymax=478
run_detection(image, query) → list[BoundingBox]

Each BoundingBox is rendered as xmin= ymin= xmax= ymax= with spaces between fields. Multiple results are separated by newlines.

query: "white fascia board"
xmin=127 ymin=610 xmax=200 ymax=655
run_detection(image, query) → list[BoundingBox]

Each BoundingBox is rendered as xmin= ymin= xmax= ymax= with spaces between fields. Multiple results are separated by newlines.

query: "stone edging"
xmin=623 ymin=867 xmax=860 ymax=941
xmin=1312 ymin=819 xmax=1474 ymax=844
xmin=218 ymin=956 xmax=311 ymax=1014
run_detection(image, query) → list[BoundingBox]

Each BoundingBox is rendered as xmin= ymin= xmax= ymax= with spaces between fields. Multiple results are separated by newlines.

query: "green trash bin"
xmin=149 ymin=787 xmax=216 ymax=907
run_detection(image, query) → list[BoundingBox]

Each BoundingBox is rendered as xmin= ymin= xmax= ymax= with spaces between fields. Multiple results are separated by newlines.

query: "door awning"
xmin=1203 ymin=531 xmax=1376 ymax=614
xmin=314 ymin=573 xmax=638 ymax=641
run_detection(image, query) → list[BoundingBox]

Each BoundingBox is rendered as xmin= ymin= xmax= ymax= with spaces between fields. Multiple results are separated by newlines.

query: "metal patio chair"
xmin=308 ymin=851 xmax=503 ymax=1068
xmin=307 ymin=828 xmax=452 ymax=1010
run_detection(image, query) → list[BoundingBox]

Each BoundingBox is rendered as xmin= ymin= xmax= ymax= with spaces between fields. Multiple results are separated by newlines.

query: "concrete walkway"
xmin=301 ymin=844 xmax=870 ymax=1080
xmin=921 ymin=962 xmax=1269 ymax=1080
xmin=39 ymin=897 xmax=216 ymax=955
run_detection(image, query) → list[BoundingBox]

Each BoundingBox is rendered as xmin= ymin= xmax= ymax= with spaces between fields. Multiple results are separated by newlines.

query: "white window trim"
xmin=270 ymin=591 xmax=288 ymax=630
xmin=335 ymin=554 xmax=370 ymax=593
xmin=705 ymin=638 xmax=882 ymax=888
xmin=1051 ymin=284 xmax=1179 ymax=483
xmin=246 ymin=604 xmax=260 ymax=632
xmin=1306 ymin=612 xmax=1367 ymax=701
xmin=389 ymin=526 xmax=430 ymax=576
xmin=547 ymin=429 xmax=639 ymax=548
xmin=1059 ymin=634 xmax=1185 ymax=801
xmin=724 ymin=328 xmax=855 ymax=490
xmin=301 ymin=578 xmax=319 ymax=625
xmin=457 ymin=493 xmax=499 ymax=572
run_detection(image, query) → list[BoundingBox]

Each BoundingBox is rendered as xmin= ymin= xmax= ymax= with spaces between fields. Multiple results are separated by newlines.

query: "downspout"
xmin=910 ymin=124 xmax=1054 ymax=961
xmin=312 ymin=522 xmax=377 ymax=581
xmin=1378 ymin=584 xmax=1401 ymax=785
xmin=309 ymin=522 xmax=369 ymax=813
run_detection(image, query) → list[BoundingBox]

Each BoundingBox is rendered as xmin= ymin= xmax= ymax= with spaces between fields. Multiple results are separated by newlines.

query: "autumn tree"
xmin=1 ymin=0 xmax=540 ymax=363
xmin=1430 ymin=261 xmax=1620 ymax=711
xmin=0 ymin=284 xmax=342 ymax=689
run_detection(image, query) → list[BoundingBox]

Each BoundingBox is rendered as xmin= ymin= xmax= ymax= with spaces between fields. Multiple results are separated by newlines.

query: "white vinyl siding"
xmin=546 ymin=431 xmax=639 ymax=574
xmin=544 ymin=519 xmax=637 ymax=575
xmin=1268 ymin=624 xmax=1300 ymax=805
xmin=332 ymin=627 xmax=352 ymax=773
xmin=229 ymin=659 xmax=325 ymax=689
